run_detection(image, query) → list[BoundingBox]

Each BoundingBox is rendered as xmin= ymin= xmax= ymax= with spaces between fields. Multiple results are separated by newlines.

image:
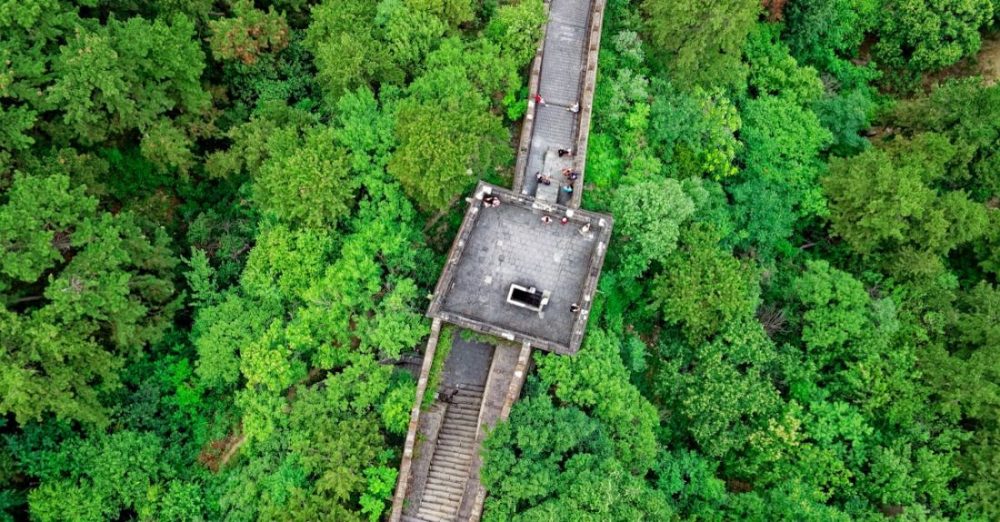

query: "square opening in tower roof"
xmin=427 ymin=182 xmax=612 ymax=355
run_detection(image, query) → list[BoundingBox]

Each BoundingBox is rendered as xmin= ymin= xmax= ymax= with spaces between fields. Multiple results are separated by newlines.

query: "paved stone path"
xmin=412 ymin=383 xmax=485 ymax=522
xmin=521 ymin=0 xmax=594 ymax=204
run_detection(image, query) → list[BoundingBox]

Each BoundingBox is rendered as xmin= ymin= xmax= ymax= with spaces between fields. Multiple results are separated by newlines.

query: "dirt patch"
xmin=198 ymin=429 xmax=246 ymax=472
xmin=977 ymin=34 xmax=1000 ymax=85
xmin=922 ymin=33 xmax=1000 ymax=89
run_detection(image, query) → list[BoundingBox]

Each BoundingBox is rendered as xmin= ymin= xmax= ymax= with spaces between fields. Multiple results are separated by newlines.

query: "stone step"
xmin=436 ymin=434 xmax=475 ymax=444
xmin=420 ymin=498 xmax=460 ymax=514
xmin=441 ymin=420 xmax=478 ymax=431
xmin=436 ymin=435 xmax=476 ymax=446
xmin=444 ymin=414 xmax=478 ymax=423
xmin=431 ymin=449 xmax=476 ymax=460
xmin=431 ymin=454 xmax=472 ymax=466
xmin=443 ymin=413 xmax=479 ymax=423
xmin=432 ymin=450 xmax=473 ymax=462
xmin=443 ymin=413 xmax=477 ymax=422
xmin=442 ymin=418 xmax=478 ymax=427
xmin=434 ymin=445 xmax=474 ymax=458
xmin=435 ymin=440 xmax=475 ymax=452
xmin=439 ymin=425 xmax=477 ymax=435
xmin=438 ymin=425 xmax=476 ymax=435
xmin=423 ymin=488 xmax=462 ymax=498
xmin=422 ymin=488 xmax=463 ymax=502
xmin=428 ymin=463 xmax=471 ymax=477
xmin=443 ymin=418 xmax=478 ymax=428
xmin=415 ymin=509 xmax=455 ymax=522
xmin=431 ymin=446 xmax=473 ymax=458
xmin=430 ymin=455 xmax=471 ymax=467
xmin=428 ymin=467 xmax=469 ymax=480
xmin=428 ymin=467 xmax=469 ymax=479
xmin=438 ymin=434 xmax=474 ymax=443
xmin=431 ymin=452 xmax=473 ymax=466
xmin=440 ymin=422 xmax=476 ymax=431
xmin=444 ymin=398 xmax=481 ymax=408
xmin=422 ymin=486 xmax=464 ymax=504
xmin=442 ymin=415 xmax=478 ymax=425
xmin=425 ymin=479 xmax=465 ymax=492
xmin=417 ymin=501 xmax=460 ymax=519
xmin=420 ymin=489 xmax=462 ymax=504
xmin=424 ymin=479 xmax=465 ymax=494
xmin=446 ymin=408 xmax=479 ymax=416
xmin=416 ymin=505 xmax=457 ymax=522
xmin=435 ymin=441 xmax=474 ymax=451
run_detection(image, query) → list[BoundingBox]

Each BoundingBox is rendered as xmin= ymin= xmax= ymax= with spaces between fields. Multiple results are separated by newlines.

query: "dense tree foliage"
xmin=641 ymin=0 xmax=759 ymax=89
xmin=2 ymin=0 xmax=999 ymax=520
xmin=0 ymin=1 xmax=535 ymax=519
xmin=875 ymin=0 xmax=994 ymax=74
xmin=482 ymin=0 xmax=1000 ymax=520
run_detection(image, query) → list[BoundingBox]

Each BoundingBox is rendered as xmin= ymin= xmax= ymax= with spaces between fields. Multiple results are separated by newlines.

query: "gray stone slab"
xmin=539 ymin=20 xmax=587 ymax=106
xmin=439 ymin=194 xmax=601 ymax=348
xmin=549 ymin=0 xmax=592 ymax=28
xmin=441 ymin=336 xmax=494 ymax=389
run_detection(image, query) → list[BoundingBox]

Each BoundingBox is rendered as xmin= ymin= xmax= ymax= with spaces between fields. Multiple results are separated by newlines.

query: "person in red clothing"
xmin=534 ymin=93 xmax=545 ymax=105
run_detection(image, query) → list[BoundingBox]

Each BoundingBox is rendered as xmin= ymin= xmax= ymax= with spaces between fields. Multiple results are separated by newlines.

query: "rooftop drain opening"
xmin=507 ymin=284 xmax=549 ymax=313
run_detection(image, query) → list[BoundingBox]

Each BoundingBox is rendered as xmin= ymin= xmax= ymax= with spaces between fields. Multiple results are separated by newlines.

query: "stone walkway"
xmin=521 ymin=0 xmax=594 ymax=204
xmin=389 ymin=0 xmax=608 ymax=518
xmin=399 ymin=336 xmax=526 ymax=522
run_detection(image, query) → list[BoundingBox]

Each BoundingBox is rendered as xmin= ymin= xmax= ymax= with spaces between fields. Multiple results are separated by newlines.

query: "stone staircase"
xmin=409 ymin=383 xmax=485 ymax=522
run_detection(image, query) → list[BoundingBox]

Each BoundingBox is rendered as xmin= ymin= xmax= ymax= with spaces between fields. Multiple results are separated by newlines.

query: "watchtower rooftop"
xmin=427 ymin=182 xmax=612 ymax=355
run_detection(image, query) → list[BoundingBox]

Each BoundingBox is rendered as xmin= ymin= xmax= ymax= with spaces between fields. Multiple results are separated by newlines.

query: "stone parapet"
xmin=570 ymin=0 xmax=606 ymax=209
xmin=389 ymin=318 xmax=443 ymax=522
xmin=513 ymin=0 xmax=551 ymax=194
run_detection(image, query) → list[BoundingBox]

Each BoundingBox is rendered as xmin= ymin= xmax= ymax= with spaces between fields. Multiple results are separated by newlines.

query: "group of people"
xmin=532 ymin=94 xmax=581 ymax=115
xmin=534 ymin=167 xmax=577 ymax=194
xmin=540 ymin=214 xmax=571 ymax=225
xmin=535 ymin=174 xmax=574 ymax=193
xmin=534 ymin=161 xmax=579 ymax=189
xmin=483 ymin=194 xmax=501 ymax=207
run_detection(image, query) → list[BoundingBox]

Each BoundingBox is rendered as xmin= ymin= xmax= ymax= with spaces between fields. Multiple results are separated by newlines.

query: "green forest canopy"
xmin=2 ymin=0 xmax=1000 ymax=520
